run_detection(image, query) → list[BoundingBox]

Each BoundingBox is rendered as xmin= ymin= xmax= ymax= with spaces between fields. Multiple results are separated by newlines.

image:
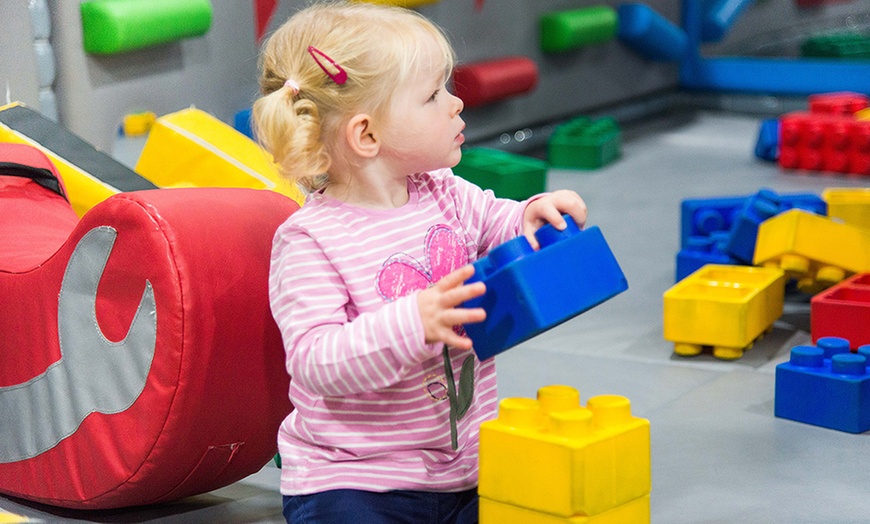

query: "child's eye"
xmin=428 ymin=89 xmax=440 ymax=102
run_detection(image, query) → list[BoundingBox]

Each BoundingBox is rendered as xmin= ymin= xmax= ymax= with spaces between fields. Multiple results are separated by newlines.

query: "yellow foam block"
xmin=135 ymin=108 xmax=303 ymax=204
xmin=355 ymin=0 xmax=440 ymax=6
xmin=0 ymin=102 xmax=157 ymax=216
xmin=0 ymin=509 xmax=31 ymax=523
xmin=754 ymin=209 xmax=870 ymax=293
xmin=480 ymin=495 xmax=650 ymax=524
xmin=823 ymin=187 xmax=870 ymax=231
xmin=663 ymin=265 xmax=786 ymax=360
xmin=479 ymin=385 xmax=650 ymax=519
xmin=856 ymin=107 xmax=870 ymax=121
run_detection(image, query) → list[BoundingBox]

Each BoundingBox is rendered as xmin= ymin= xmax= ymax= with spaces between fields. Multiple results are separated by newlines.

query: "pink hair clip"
xmin=307 ymin=45 xmax=347 ymax=85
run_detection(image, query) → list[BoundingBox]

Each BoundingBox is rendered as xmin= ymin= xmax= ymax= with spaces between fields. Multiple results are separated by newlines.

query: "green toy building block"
xmin=801 ymin=33 xmax=870 ymax=59
xmin=453 ymin=148 xmax=547 ymax=201
xmin=548 ymin=116 xmax=621 ymax=170
xmin=540 ymin=6 xmax=617 ymax=53
xmin=81 ymin=0 xmax=213 ymax=55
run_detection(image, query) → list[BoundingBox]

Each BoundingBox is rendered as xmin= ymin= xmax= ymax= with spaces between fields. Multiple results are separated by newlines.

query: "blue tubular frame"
xmin=679 ymin=0 xmax=870 ymax=95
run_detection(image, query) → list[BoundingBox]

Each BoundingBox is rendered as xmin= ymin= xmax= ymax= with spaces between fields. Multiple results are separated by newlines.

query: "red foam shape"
xmin=812 ymin=273 xmax=870 ymax=349
xmin=453 ymin=56 xmax=539 ymax=109
xmin=0 ymin=143 xmax=297 ymax=509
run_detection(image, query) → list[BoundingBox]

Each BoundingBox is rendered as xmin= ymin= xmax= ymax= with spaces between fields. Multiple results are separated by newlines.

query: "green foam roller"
xmin=81 ymin=0 xmax=213 ymax=55
xmin=540 ymin=6 xmax=617 ymax=53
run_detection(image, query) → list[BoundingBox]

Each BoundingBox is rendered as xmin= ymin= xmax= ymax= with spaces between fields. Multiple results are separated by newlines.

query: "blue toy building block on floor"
xmin=463 ymin=216 xmax=628 ymax=360
xmin=677 ymin=195 xmax=746 ymax=280
xmin=754 ymin=118 xmax=779 ymax=162
xmin=680 ymin=194 xmax=747 ymax=249
xmin=775 ymin=337 xmax=870 ymax=434
xmin=725 ymin=188 xmax=827 ymax=264
xmin=676 ymin=232 xmax=739 ymax=281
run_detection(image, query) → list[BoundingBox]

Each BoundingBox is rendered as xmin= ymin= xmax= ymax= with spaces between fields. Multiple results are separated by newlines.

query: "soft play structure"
xmin=0 ymin=142 xmax=298 ymax=509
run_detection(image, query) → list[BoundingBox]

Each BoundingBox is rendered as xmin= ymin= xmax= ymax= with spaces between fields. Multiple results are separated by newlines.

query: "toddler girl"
xmin=253 ymin=2 xmax=587 ymax=523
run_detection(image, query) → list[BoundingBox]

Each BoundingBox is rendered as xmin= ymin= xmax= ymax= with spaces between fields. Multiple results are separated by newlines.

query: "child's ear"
xmin=345 ymin=113 xmax=379 ymax=158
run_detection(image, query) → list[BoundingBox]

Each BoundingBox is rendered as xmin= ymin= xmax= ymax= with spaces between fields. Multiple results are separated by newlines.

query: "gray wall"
xmin=1 ymin=1 xmax=45 ymax=115
xmin=0 ymin=0 xmax=867 ymax=154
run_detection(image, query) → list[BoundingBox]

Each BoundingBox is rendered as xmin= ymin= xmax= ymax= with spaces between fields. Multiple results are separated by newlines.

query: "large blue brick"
xmin=775 ymin=337 xmax=870 ymax=434
xmin=463 ymin=216 xmax=628 ymax=360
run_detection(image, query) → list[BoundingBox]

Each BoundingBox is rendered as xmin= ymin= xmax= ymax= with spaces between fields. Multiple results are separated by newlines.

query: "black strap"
xmin=0 ymin=161 xmax=68 ymax=201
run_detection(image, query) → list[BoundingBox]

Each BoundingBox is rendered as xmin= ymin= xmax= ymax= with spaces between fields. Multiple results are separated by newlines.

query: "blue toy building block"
xmin=463 ymin=216 xmax=628 ymax=361
xmin=676 ymin=232 xmax=739 ymax=281
xmin=680 ymin=194 xmax=748 ymax=248
xmin=754 ymin=118 xmax=779 ymax=162
xmin=775 ymin=337 xmax=870 ymax=433
xmin=617 ymin=3 xmax=688 ymax=62
xmin=725 ymin=188 xmax=827 ymax=264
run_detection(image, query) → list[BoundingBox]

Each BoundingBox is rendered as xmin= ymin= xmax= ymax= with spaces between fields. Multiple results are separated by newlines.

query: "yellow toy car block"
xmin=0 ymin=102 xmax=158 ymax=216
xmin=480 ymin=495 xmax=649 ymax=524
xmin=663 ymin=265 xmax=786 ymax=360
xmin=754 ymin=209 xmax=870 ymax=294
xmin=135 ymin=108 xmax=304 ymax=204
xmin=823 ymin=187 xmax=870 ymax=231
xmin=478 ymin=385 xmax=650 ymax=519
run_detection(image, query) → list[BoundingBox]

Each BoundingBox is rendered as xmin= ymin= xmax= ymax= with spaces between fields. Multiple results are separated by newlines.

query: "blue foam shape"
xmin=233 ymin=108 xmax=254 ymax=139
xmin=700 ymin=0 xmax=755 ymax=43
xmin=463 ymin=216 xmax=628 ymax=361
xmin=680 ymin=195 xmax=748 ymax=249
xmin=725 ymin=188 xmax=827 ymax=264
xmin=775 ymin=337 xmax=870 ymax=434
xmin=617 ymin=3 xmax=688 ymax=62
xmin=754 ymin=118 xmax=779 ymax=162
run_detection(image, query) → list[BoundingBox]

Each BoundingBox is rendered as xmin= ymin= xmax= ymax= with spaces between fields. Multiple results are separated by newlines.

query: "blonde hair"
xmin=253 ymin=1 xmax=456 ymax=192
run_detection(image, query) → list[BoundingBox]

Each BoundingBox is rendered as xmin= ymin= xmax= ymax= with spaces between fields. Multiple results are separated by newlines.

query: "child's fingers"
xmin=434 ymin=265 xmax=476 ymax=290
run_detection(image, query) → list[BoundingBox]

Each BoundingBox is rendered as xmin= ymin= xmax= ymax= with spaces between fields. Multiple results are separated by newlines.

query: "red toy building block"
xmin=809 ymin=92 xmax=870 ymax=116
xmin=812 ymin=273 xmax=870 ymax=349
xmin=452 ymin=56 xmax=538 ymax=109
xmin=779 ymin=112 xmax=870 ymax=176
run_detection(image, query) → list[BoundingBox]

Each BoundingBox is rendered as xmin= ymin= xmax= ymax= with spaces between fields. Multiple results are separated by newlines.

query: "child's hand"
xmin=522 ymin=190 xmax=588 ymax=250
xmin=417 ymin=265 xmax=486 ymax=351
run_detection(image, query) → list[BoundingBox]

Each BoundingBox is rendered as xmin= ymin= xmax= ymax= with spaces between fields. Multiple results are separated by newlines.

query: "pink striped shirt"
xmin=269 ymin=168 xmax=529 ymax=495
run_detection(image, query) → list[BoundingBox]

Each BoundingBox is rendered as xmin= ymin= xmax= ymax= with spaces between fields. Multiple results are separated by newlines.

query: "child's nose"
xmin=451 ymin=93 xmax=464 ymax=115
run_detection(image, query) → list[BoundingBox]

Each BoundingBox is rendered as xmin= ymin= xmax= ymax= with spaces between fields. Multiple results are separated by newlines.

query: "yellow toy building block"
xmin=823 ymin=187 xmax=870 ymax=231
xmin=0 ymin=102 xmax=158 ymax=216
xmin=857 ymin=107 xmax=870 ymax=121
xmin=663 ymin=265 xmax=786 ymax=360
xmin=135 ymin=108 xmax=304 ymax=204
xmin=480 ymin=495 xmax=650 ymax=524
xmin=478 ymin=385 xmax=650 ymax=520
xmin=754 ymin=209 xmax=870 ymax=294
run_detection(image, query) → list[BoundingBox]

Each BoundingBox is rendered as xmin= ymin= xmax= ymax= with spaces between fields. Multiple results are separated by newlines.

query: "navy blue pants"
xmin=283 ymin=488 xmax=478 ymax=524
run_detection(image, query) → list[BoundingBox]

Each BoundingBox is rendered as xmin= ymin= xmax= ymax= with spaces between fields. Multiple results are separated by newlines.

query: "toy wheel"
xmin=816 ymin=265 xmax=845 ymax=287
xmin=673 ymin=343 xmax=702 ymax=357
xmin=779 ymin=254 xmax=810 ymax=277
xmin=713 ymin=345 xmax=744 ymax=360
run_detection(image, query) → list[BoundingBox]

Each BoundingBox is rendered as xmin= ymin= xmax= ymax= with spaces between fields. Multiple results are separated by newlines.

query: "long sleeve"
xmin=270 ymin=226 xmax=437 ymax=397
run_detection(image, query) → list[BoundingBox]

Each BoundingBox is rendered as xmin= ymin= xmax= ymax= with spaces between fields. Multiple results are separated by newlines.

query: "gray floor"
xmin=3 ymin=110 xmax=870 ymax=523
